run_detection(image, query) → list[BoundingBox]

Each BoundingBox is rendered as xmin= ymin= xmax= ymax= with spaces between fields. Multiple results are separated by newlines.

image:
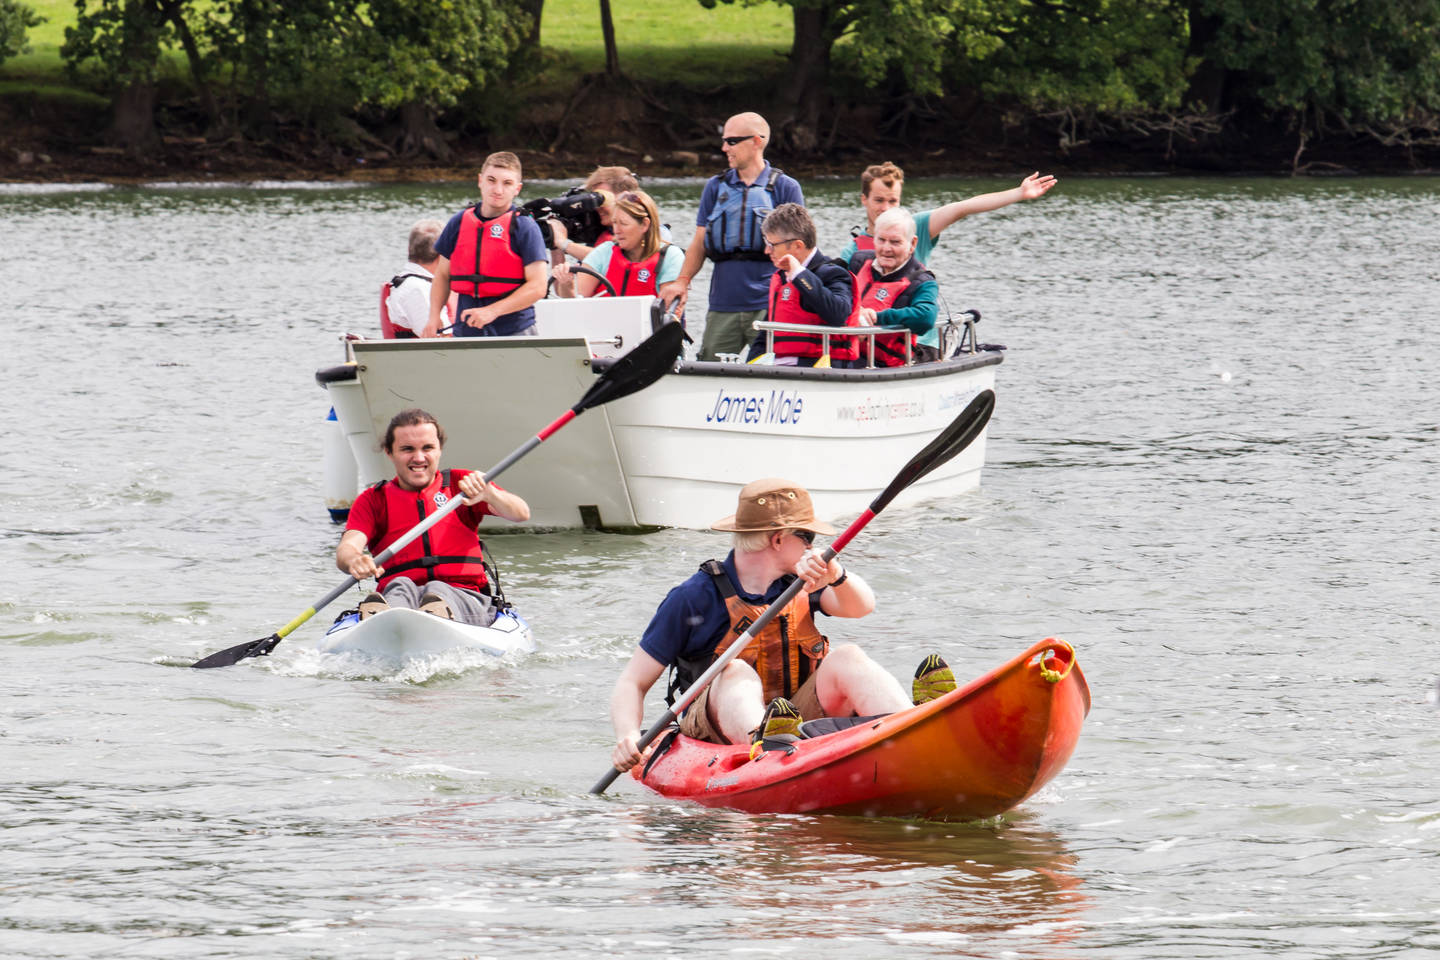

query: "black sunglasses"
xmin=721 ymin=135 xmax=756 ymax=146
xmin=793 ymin=529 xmax=815 ymax=545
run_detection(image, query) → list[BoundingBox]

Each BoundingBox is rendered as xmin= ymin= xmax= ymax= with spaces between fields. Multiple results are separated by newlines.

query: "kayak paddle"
xmin=192 ymin=320 xmax=686 ymax=669
xmin=590 ymin=386 xmax=996 ymax=794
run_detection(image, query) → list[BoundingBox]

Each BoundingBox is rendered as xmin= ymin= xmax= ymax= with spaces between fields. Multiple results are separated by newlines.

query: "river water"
xmin=2 ymin=173 xmax=1438 ymax=958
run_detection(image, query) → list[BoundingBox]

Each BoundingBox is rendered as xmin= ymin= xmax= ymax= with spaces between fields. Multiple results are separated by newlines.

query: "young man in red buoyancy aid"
xmin=427 ymin=151 xmax=551 ymax=338
xmin=744 ymin=202 xmax=861 ymax=367
xmin=852 ymin=206 xmax=941 ymax=367
xmin=841 ymin=161 xmax=1058 ymax=273
xmin=336 ymin=409 xmax=530 ymax=624
xmin=608 ymin=479 xmax=959 ymax=767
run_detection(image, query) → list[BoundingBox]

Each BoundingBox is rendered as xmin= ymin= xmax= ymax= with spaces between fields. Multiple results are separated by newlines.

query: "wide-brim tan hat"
xmin=710 ymin=477 xmax=836 ymax=535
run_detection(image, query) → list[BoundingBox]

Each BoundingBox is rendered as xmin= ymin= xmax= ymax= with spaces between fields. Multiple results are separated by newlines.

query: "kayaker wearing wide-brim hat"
xmin=609 ymin=478 xmax=957 ymax=770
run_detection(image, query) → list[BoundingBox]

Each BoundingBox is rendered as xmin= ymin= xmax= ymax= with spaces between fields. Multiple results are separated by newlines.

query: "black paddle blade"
xmin=574 ymin=320 xmax=685 ymax=413
xmin=191 ymin=634 xmax=281 ymax=669
xmin=871 ymin=389 xmax=995 ymax=514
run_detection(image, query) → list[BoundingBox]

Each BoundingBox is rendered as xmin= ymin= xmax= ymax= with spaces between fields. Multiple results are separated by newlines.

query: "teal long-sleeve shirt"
xmin=875 ymin=277 xmax=940 ymax=335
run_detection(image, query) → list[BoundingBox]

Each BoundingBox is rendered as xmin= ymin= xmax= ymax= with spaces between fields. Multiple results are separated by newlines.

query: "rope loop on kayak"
xmin=1037 ymin=644 xmax=1075 ymax=684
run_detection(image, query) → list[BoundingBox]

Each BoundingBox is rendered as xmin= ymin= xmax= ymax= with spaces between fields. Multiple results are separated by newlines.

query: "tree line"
xmin=2 ymin=0 xmax=1438 ymax=161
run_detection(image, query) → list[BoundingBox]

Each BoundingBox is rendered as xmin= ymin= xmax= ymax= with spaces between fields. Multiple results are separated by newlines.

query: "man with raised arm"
xmin=427 ymin=151 xmax=550 ymax=338
xmin=841 ymin=162 xmax=1057 ymax=271
xmin=608 ymin=479 xmax=956 ymax=769
xmin=663 ymin=112 xmax=805 ymax=360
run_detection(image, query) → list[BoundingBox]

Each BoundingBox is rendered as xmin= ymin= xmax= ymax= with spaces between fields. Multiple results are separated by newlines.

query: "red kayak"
xmin=632 ymin=638 xmax=1090 ymax=821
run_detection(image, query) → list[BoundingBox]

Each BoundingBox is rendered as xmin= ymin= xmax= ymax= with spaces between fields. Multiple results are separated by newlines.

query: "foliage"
xmin=953 ymin=0 xmax=1191 ymax=113
xmin=60 ymin=0 xmax=529 ymax=132
xmin=1188 ymin=0 xmax=1440 ymax=129
xmin=348 ymin=0 xmax=525 ymax=112
xmin=60 ymin=0 xmax=168 ymax=88
xmin=0 ymin=0 xmax=44 ymax=65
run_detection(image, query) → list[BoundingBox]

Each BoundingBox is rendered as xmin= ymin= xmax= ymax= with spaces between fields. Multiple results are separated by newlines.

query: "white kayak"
xmin=317 ymin=606 xmax=536 ymax=659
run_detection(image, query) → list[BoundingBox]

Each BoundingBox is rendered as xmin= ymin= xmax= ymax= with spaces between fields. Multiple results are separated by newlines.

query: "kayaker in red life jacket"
xmin=552 ymin=190 xmax=684 ymax=304
xmin=852 ymin=206 xmax=940 ymax=366
xmin=743 ymin=203 xmax=860 ymax=367
xmin=608 ymin=479 xmax=958 ymax=768
xmin=426 ymin=151 xmax=550 ymax=338
xmin=336 ymin=408 xmax=530 ymax=625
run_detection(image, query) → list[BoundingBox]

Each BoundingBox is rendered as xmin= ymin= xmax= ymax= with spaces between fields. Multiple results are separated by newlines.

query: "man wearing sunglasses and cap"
xmin=608 ymin=478 xmax=956 ymax=769
xmin=663 ymin=113 xmax=805 ymax=362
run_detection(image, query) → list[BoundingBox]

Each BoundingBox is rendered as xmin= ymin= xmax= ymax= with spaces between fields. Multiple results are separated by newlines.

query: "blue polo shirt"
xmin=639 ymin=550 xmax=826 ymax=668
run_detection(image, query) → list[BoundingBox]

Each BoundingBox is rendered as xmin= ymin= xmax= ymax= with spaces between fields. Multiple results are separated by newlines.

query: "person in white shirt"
xmin=385 ymin=219 xmax=448 ymax=338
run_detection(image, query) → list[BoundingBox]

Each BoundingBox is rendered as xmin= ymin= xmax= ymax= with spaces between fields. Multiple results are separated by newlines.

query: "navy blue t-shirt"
xmin=639 ymin=551 xmax=827 ymax=668
xmin=435 ymin=205 xmax=548 ymax=336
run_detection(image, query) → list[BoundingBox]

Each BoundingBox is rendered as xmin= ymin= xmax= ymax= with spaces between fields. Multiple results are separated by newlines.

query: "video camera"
xmin=519 ymin=187 xmax=607 ymax=250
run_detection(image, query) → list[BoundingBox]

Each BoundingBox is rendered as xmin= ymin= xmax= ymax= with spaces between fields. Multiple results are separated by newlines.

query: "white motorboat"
xmin=319 ymin=297 xmax=1001 ymax=530
xmin=318 ymin=606 xmax=536 ymax=659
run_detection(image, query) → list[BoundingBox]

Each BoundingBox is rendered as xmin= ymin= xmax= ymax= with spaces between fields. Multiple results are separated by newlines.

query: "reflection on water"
xmin=2 ymin=175 xmax=1438 ymax=958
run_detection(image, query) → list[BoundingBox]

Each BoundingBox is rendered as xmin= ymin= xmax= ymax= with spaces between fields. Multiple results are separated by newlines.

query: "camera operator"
xmin=546 ymin=167 xmax=640 ymax=297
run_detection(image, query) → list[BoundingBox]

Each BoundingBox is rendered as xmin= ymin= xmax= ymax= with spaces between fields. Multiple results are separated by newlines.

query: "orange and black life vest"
xmin=854 ymin=254 xmax=935 ymax=367
xmin=673 ymin=560 xmax=829 ymax=704
xmin=365 ymin=469 xmax=490 ymax=592
xmin=600 ymin=243 xmax=668 ymax=297
xmin=767 ymin=261 xmax=860 ymax=362
xmin=448 ymin=207 xmax=526 ymax=298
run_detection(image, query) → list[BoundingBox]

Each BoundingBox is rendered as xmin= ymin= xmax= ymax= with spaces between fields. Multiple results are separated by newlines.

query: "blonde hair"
xmin=861 ymin=161 xmax=904 ymax=197
xmin=481 ymin=151 xmax=523 ymax=177
xmin=613 ymin=189 xmax=663 ymax=261
xmin=733 ymin=530 xmax=776 ymax=553
xmin=585 ymin=166 xmax=638 ymax=194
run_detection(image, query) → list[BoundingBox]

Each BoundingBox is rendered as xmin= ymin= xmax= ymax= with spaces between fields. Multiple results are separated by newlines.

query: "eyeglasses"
xmin=792 ymin=529 xmax=815 ymax=546
xmin=721 ymin=135 xmax=758 ymax=146
xmin=763 ymin=237 xmax=801 ymax=249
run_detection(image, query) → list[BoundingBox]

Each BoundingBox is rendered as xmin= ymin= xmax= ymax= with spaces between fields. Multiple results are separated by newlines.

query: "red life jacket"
xmin=599 ymin=243 xmax=668 ymax=297
xmin=846 ymin=229 xmax=875 ymax=272
xmin=448 ymin=207 xmax=526 ymax=298
xmin=855 ymin=255 xmax=935 ymax=367
xmin=767 ymin=262 xmax=860 ymax=362
xmin=366 ymin=469 xmax=490 ymax=592
xmin=378 ymin=281 xmax=401 ymax=338
xmin=379 ymin=275 xmax=428 ymax=339
xmin=672 ymin=560 xmax=830 ymax=707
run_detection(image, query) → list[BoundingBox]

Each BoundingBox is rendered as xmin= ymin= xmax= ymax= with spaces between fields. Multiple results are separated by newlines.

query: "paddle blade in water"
xmin=871 ymin=389 xmax=995 ymax=514
xmin=191 ymin=634 xmax=281 ymax=669
xmin=574 ymin=321 xmax=684 ymax=412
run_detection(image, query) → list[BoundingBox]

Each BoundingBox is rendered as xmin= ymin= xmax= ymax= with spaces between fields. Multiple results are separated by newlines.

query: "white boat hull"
xmin=318 ymin=607 xmax=536 ymax=659
xmin=322 ymin=298 xmax=1001 ymax=530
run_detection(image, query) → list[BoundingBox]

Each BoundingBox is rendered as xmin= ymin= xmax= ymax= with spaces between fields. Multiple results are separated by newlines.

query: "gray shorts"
xmin=381 ymin=578 xmax=495 ymax=626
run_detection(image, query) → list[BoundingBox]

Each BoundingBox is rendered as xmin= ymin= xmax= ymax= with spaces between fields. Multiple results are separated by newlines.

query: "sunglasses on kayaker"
xmin=721 ymin=135 xmax=758 ymax=146
xmin=792 ymin=529 xmax=815 ymax=546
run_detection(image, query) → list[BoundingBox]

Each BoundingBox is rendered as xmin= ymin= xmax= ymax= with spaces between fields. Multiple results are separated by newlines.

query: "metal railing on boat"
xmin=751 ymin=310 xmax=982 ymax=368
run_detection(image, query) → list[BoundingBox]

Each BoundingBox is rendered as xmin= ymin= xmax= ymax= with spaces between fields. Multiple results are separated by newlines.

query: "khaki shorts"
xmin=679 ymin=672 xmax=823 ymax=744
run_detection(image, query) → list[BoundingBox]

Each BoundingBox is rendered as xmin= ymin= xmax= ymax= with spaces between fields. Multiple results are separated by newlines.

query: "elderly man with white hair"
xmin=852 ymin=206 xmax=940 ymax=366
